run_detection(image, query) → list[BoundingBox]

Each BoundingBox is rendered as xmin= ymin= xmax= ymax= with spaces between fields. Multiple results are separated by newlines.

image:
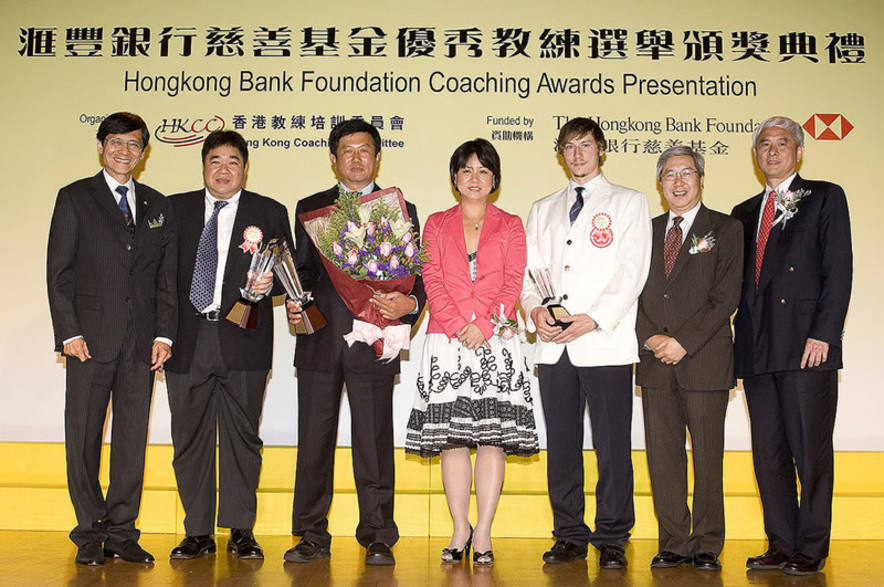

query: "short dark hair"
xmin=328 ymin=119 xmax=382 ymax=155
xmin=201 ymin=130 xmax=249 ymax=165
xmin=556 ymin=117 xmax=607 ymax=155
xmin=449 ymin=138 xmax=502 ymax=193
xmin=96 ymin=112 xmax=150 ymax=148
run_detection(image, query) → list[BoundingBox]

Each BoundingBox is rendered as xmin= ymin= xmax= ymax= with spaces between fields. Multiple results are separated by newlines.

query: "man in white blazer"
xmin=521 ymin=117 xmax=651 ymax=569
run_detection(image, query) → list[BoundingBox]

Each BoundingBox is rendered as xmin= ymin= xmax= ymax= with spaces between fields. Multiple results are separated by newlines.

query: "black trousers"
xmin=537 ymin=350 xmax=634 ymax=549
xmin=641 ymin=375 xmax=728 ymax=556
xmin=65 ymin=315 xmax=153 ymax=546
xmin=744 ymin=370 xmax=838 ymax=559
xmin=166 ymin=320 xmax=268 ymax=536
xmin=292 ymin=365 xmax=398 ymax=548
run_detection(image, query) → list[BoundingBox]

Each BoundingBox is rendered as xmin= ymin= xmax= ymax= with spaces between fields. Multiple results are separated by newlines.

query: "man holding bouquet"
xmin=285 ymin=120 xmax=426 ymax=566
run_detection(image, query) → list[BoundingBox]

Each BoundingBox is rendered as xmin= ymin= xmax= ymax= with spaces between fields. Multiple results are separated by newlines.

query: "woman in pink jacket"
xmin=405 ymin=139 xmax=538 ymax=566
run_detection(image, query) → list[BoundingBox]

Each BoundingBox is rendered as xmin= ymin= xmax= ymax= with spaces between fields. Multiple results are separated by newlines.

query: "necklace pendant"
xmin=474 ymin=223 xmax=479 ymax=231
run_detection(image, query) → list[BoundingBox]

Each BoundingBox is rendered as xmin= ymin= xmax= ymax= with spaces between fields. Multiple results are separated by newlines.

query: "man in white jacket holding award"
xmin=521 ymin=117 xmax=651 ymax=570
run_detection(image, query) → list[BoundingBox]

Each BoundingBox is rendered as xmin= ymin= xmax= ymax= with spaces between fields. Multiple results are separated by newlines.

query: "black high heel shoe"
xmin=473 ymin=548 xmax=494 ymax=566
xmin=441 ymin=525 xmax=473 ymax=563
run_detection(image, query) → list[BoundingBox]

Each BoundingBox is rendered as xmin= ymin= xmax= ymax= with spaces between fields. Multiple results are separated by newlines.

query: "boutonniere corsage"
xmin=239 ymin=225 xmax=263 ymax=253
xmin=772 ymin=188 xmax=811 ymax=229
xmin=147 ymin=214 xmax=165 ymax=229
xmin=491 ymin=303 xmax=521 ymax=340
xmin=689 ymin=231 xmax=716 ymax=255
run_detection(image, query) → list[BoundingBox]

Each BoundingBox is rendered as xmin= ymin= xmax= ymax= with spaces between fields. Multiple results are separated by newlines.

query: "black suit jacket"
xmin=164 ymin=189 xmax=293 ymax=373
xmin=293 ymin=185 xmax=426 ymax=374
xmin=47 ymin=171 xmax=177 ymax=363
xmin=731 ymin=175 xmax=852 ymax=377
xmin=636 ymin=204 xmax=743 ymax=391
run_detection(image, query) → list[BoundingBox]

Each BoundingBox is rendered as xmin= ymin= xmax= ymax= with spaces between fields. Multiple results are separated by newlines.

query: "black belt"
xmin=198 ymin=310 xmax=220 ymax=322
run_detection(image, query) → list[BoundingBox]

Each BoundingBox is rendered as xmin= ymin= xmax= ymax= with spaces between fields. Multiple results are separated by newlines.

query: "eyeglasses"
xmin=661 ymin=168 xmax=699 ymax=182
xmin=105 ymin=138 xmax=143 ymax=152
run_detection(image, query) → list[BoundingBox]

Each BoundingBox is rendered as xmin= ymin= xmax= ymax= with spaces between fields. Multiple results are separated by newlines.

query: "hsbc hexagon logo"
xmin=803 ymin=114 xmax=853 ymax=141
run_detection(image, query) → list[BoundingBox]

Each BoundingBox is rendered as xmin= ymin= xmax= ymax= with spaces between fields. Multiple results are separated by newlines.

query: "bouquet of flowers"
xmin=491 ymin=303 xmax=521 ymax=340
xmin=298 ymin=187 xmax=428 ymax=360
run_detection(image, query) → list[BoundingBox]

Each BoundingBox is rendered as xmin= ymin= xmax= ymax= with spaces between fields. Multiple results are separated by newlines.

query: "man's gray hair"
xmin=656 ymin=145 xmax=705 ymax=182
xmin=752 ymin=116 xmax=805 ymax=148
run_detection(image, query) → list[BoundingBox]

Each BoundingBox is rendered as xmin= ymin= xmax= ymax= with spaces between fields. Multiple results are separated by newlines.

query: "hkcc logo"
xmin=155 ymin=116 xmax=226 ymax=147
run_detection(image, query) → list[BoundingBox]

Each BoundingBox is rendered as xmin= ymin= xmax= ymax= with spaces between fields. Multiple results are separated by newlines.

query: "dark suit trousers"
xmin=166 ymin=320 xmax=268 ymax=536
xmin=641 ymin=376 xmax=728 ymax=556
xmin=292 ymin=366 xmax=398 ymax=548
xmin=538 ymin=350 xmax=635 ymax=549
xmin=65 ymin=313 xmax=153 ymax=546
xmin=744 ymin=370 xmax=837 ymax=559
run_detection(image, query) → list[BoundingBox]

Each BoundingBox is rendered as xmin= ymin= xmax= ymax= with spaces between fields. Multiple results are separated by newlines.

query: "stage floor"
xmin=1 ymin=531 xmax=879 ymax=585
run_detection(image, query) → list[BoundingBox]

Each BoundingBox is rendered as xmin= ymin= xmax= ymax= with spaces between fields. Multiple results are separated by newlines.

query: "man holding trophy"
xmin=164 ymin=130 xmax=293 ymax=560
xmin=521 ymin=117 xmax=651 ymax=569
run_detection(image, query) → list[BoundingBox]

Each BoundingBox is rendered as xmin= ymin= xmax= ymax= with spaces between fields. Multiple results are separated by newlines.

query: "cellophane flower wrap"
xmin=298 ymin=187 xmax=428 ymax=361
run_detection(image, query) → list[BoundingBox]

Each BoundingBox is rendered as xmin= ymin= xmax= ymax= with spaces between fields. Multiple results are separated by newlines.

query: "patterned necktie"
xmin=189 ymin=200 xmax=228 ymax=312
xmin=116 ymin=185 xmax=135 ymax=239
xmin=755 ymin=191 xmax=777 ymax=288
xmin=569 ymin=186 xmax=584 ymax=225
xmin=663 ymin=216 xmax=683 ymax=278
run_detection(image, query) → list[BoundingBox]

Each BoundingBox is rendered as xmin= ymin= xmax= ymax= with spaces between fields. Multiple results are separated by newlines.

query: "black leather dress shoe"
xmin=284 ymin=539 xmax=331 ymax=563
xmin=746 ymin=547 xmax=790 ymax=570
xmin=599 ymin=544 xmax=627 ymax=569
xmin=782 ymin=553 xmax=825 ymax=576
xmin=75 ymin=541 xmax=105 ymax=566
xmin=170 ymin=535 xmax=216 ymax=559
xmin=650 ymin=550 xmax=692 ymax=568
xmin=227 ymin=529 xmax=264 ymax=559
xmin=365 ymin=542 xmax=395 ymax=566
xmin=542 ymin=540 xmax=588 ymax=564
xmin=104 ymin=539 xmax=155 ymax=564
xmin=694 ymin=551 xmax=722 ymax=571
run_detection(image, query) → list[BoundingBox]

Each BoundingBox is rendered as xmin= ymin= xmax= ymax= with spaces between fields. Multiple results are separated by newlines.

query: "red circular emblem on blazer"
xmin=239 ymin=226 xmax=263 ymax=253
xmin=590 ymin=213 xmax=613 ymax=248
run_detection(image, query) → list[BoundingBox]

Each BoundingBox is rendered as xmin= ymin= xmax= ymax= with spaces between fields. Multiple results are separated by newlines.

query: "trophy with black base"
xmin=272 ymin=241 xmax=326 ymax=335
xmin=529 ymin=267 xmax=571 ymax=330
xmin=226 ymin=239 xmax=278 ymax=330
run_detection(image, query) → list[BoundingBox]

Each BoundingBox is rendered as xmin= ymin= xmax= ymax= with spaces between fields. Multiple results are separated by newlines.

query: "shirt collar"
xmin=203 ymin=188 xmax=241 ymax=208
xmin=765 ymin=172 xmax=798 ymax=197
xmin=340 ymin=182 xmax=376 ymax=196
xmin=102 ymin=169 xmax=134 ymax=197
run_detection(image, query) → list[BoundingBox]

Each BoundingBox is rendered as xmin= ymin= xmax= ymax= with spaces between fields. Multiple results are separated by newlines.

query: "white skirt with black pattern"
xmin=405 ymin=333 xmax=539 ymax=458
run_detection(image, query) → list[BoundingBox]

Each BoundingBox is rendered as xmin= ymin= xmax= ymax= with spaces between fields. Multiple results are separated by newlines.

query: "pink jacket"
xmin=423 ymin=203 xmax=526 ymax=341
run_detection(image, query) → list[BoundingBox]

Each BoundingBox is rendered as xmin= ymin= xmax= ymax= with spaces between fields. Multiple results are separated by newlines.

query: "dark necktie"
xmin=190 ymin=200 xmax=228 ymax=312
xmin=116 ymin=185 xmax=135 ymax=239
xmin=663 ymin=216 xmax=683 ymax=278
xmin=755 ymin=190 xmax=777 ymax=289
xmin=569 ymin=186 xmax=584 ymax=225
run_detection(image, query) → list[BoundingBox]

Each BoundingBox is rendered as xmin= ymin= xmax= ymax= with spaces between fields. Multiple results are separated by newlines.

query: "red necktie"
xmin=663 ymin=216 xmax=683 ymax=278
xmin=755 ymin=191 xmax=776 ymax=288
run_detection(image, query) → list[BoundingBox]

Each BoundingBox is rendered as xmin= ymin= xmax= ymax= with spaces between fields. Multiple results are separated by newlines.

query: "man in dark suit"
xmin=732 ymin=116 xmax=852 ymax=576
xmin=47 ymin=112 xmax=176 ymax=565
xmin=284 ymin=120 xmax=425 ymax=566
xmin=636 ymin=146 xmax=743 ymax=572
xmin=164 ymin=130 xmax=293 ymax=561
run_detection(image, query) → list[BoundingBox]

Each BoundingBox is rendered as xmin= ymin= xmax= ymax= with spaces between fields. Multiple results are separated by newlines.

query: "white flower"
xmin=391 ymin=218 xmax=413 ymax=240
